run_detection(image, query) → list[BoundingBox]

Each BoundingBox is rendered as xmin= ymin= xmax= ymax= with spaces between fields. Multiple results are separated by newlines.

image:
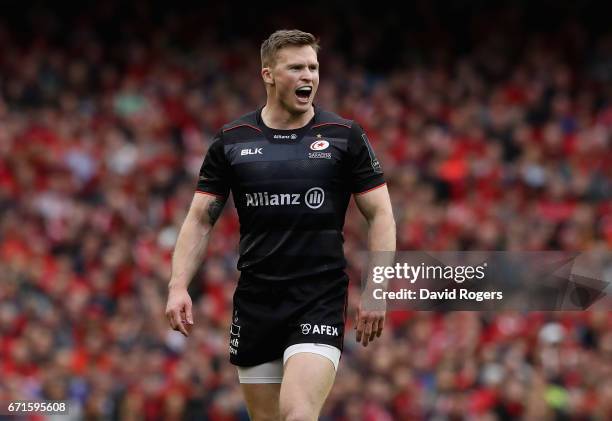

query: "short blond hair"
xmin=260 ymin=29 xmax=320 ymax=67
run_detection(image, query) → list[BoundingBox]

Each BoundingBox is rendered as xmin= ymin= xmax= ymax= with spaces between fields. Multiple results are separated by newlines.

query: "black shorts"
xmin=229 ymin=270 xmax=349 ymax=367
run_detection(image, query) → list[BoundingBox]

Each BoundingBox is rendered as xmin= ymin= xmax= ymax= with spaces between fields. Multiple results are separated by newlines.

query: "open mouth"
xmin=295 ymin=86 xmax=312 ymax=102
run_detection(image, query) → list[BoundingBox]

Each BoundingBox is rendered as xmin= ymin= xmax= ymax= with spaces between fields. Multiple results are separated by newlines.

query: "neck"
xmin=261 ymin=102 xmax=314 ymax=129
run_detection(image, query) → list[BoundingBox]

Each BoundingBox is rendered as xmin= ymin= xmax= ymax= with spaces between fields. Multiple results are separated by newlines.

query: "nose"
xmin=301 ymin=68 xmax=314 ymax=81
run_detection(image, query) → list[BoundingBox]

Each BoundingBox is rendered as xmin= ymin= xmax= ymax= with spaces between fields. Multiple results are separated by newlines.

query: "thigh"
xmin=237 ymin=360 xmax=283 ymax=421
xmin=279 ymin=352 xmax=337 ymax=420
xmin=240 ymin=383 xmax=281 ymax=421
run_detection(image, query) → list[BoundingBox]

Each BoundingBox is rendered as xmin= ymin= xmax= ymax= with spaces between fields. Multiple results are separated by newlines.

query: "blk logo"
xmin=241 ymin=148 xmax=263 ymax=156
xmin=300 ymin=324 xmax=312 ymax=334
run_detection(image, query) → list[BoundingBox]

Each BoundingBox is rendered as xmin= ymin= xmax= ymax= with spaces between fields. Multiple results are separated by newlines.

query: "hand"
xmin=354 ymin=302 xmax=385 ymax=347
xmin=165 ymin=286 xmax=193 ymax=337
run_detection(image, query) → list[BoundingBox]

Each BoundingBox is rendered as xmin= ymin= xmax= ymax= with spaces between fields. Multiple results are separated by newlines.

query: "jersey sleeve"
xmin=196 ymin=132 xmax=230 ymax=198
xmin=347 ymin=122 xmax=385 ymax=194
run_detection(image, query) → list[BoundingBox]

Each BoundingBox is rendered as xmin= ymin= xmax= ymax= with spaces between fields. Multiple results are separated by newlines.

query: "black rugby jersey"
xmin=197 ymin=107 xmax=385 ymax=281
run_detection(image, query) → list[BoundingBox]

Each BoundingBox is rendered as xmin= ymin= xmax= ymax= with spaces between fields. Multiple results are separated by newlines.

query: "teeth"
xmin=296 ymin=86 xmax=312 ymax=93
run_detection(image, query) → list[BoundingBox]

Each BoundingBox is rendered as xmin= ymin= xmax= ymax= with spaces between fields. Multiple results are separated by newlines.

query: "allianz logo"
xmin=273 ymin=134 xmax=298 ymax=140
xmin=245 ymin=187 xmax=325 ymax=209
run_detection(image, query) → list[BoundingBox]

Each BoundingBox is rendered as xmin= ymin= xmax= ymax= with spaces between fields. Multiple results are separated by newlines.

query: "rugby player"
xmin=166 ymin=29 xmax=396 ymax=421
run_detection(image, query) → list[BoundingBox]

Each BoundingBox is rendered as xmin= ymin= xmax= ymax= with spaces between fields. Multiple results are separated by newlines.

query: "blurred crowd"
xmin=1 ymin=2 xmax=611 ymax=420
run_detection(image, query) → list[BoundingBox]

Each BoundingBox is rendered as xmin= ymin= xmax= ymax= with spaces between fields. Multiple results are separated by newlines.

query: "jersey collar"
xmin=256 ymin=106 xmax=319 ymax=143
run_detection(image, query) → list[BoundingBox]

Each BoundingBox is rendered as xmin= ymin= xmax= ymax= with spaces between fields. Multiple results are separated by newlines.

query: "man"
xmin=166 ymin=30 xmax=396 ymax=421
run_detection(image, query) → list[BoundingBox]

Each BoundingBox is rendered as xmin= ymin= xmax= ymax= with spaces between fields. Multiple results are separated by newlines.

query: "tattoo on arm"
xmin=207 ymin=198 xmax=226 ymax=225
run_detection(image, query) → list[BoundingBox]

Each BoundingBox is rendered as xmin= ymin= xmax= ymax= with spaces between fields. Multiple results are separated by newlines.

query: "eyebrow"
xmin=286 ymin=62 xmax=319 ymax=68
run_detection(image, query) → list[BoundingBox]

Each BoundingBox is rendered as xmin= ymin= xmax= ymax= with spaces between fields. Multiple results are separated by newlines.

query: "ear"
xmin=261 ymin=67 xmax=274 ymax=86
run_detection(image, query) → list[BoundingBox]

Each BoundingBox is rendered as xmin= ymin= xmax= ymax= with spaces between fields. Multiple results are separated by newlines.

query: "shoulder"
xmin=312 ymin=109 xmax=354 ymax=135
xmin=312 ymin=110 xmax=365 ymax=145
xmin=220 ymin=111 xmax=263 ymax=143
xmin=312 ymin=109 xmax=367 ymax=145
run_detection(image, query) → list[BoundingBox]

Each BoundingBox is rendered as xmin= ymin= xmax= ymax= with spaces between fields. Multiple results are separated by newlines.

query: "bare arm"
xmin=353 ymin=184 xmax=396 ymax=252
xmin=169 ymin=192 xmax=226 ymax=289
xmin=353 ymin=184 xmax=396 ymax=346
xmin=165 ymin=192 xmax=226 ymax=336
